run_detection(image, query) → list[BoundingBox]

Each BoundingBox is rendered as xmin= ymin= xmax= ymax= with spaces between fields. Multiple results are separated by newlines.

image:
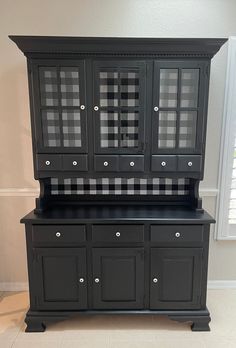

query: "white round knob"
xmin=80 ymin=105 xmax=85 ymax=110
xmin=116 ymin=232 xmax=121 ymax=237
xmin=153 ymin=278 xmax=158 ymax=283
xmin=154 ymin=106 xmax=159 ymax=112
xmin=94 ymin=106 xmax=99 ymax=111
xmin=56 ymin=232 xmax=61 ymax=238
xmin=73 ymin=161 xmax=78 ymax=166
xmin=161 ymin=161 xmax=166 ymax=167
xmin=188 ymin=161 xmax=193 ymax=167
xmin=130 ymin=161 xmax=135 ymax=167
xmin=104 ymin=161 xmax=109 ymax=167
xmin=175 ymin=232 xmax=181 ymax=238
xmin=45 ymin=160 xmax=50 ymax=166
xmin=79 ymin=278 xmax=85 ymax=283
xmin=94 ymin=278 xmax=100 ymax=283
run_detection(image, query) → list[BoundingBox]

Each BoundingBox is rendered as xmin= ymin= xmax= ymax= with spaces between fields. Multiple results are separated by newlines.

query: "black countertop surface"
xmin=21 ymin=205 xmax=215 ymax=224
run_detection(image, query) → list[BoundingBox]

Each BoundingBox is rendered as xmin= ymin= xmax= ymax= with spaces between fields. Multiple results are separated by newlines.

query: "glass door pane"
xmin=153 ymin=62 xmax=202 ymax=153
xmin=36 ymin=61 xmax=87 ymax=153
xmin=94 ymin=61 xmax=145 ymax=153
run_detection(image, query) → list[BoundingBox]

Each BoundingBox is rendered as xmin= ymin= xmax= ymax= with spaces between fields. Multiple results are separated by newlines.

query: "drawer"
xmin=94 ymin=155 xmax=119 ymax=172
xmin=62 ymin=155 xmax=88 ymax=171
xmin=151 ymin=225 xmax=204 ymax=244
xmin=178 ymin=155 xmax=202 ymax=172
xmin=32 ymin=225 xmax=86 ymax=245
xmin=36 ymin=154 xmax=62 ymax=171
xmin=152 ymin=155 xmax=177 ymax=172
xmin=119 ymin=156 xmax=144 ymax=172
xmin=92 ymin=225 xmax=144 ymax=243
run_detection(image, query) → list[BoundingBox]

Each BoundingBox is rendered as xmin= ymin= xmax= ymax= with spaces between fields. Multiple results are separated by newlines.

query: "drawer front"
xmin=152 ymin=155 xmax=177 ymax=172
xmin=151 ymin=225 xmax=204 ymax=244
xmin=94 ymin=155 xmax=119 ymax=172
xmin=32 ymin=225 xmax=86 ymax=245
xmin=119 ymin=156 xmax=144 ymax=172
xmin=62 ymin=155 xmax=88 ymax=171
xmin=178 ymin=155 xmax=202 ymax=172
xmin=36 ymin=154 xmax=62 ymax=171
xmin=92 ymin=225 xmax=144 ymax=243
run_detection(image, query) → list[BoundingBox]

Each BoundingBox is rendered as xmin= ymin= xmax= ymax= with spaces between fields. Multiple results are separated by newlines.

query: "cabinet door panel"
xmin=92 ymin=248 xmax=144 ymax=309
xmin=32 ymin=60 xmax=87 ymax=153
xmin=34 ymin=248 xmax=87 ymax=310
xmin=93 ymin=61 xmax=146 ymax=154
xmin=152 ymin=61 xmax=208 ymax=154
xmin=150 ymin=248 xmax=202 ymax=309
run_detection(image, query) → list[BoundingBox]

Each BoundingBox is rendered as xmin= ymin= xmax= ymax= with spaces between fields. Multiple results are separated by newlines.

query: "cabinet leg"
xmin=191 ymin=318 xmax=211 ymax=331
xmin=25 ymin=317 xmax=46 ymax=332
xmin=169 ymin=314 xmax=211 ymax=332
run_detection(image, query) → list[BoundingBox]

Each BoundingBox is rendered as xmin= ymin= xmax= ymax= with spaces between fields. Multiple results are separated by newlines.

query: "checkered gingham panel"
xmin=62 ymin=110 xmax=81 ymax=147
xmin=50 ymin=178 xmax=190 ymax=195
xmin=180 ymin=69 xmax=199 ymax=108
xmin=159 ymin=69 xmax=178 ymax=108
xmin=100 ymin=111 xmax=119 ymax=148
xmin=120 ymin=71 xmax=139 ymax=107
xmin=120 ymin=111 xmax=139 ymax=147
xmin=41 ymin=110 xmax=61 ymax=147
xmin=158 ymin=111 xmax=177 ymax=148
xmin=60 ymin=67 xmax=80 ymax=107
xmin=99 ymin=71 xmax=119 ymax=107
xmin=39 ymin=67 xmax=58 ymax=107
xmin=179 ymin=111 xmax=197 ymax=148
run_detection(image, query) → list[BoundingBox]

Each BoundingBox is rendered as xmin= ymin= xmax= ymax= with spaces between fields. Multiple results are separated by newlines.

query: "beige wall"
xmin=0 ymin=0 xmax=236 ymax=287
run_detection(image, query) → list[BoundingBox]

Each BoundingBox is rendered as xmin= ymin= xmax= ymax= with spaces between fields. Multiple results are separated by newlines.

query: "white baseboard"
xmin=207 ymin=280 xmax=236 ymax=289
xmin=0 ymin=281 xmax=236 ymax=291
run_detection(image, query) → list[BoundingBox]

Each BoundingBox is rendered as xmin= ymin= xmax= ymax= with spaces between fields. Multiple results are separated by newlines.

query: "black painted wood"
xmin=9 ymin=36 xmax=227 ymax=58
xmin=32 ymin=225 xmax=86 ymax=246
xmin=92 ymin=248 xmax=145 ymax=309
xmin=150 ymin=248 xmax=203 ymax=309
xmin=34 ymin=248 xmax=87 ymax=310
xmin=9 ymin=36 xmax=227 ymax=332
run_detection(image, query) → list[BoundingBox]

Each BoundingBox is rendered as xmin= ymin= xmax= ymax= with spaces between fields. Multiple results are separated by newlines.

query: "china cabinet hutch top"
xmin=10 ymin=36 xmax=227 ymax=212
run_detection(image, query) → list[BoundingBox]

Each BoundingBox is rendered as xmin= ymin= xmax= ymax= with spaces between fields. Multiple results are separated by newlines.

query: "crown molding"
xmin=9 ymin=36 xmax=227 ymax=59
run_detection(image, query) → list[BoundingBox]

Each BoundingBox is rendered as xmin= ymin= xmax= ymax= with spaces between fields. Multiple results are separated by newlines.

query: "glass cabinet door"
xmin=93 ymin=61 xmax=146 ymax=153
xmin=33 ymin=60 xmax=87 ymax=153
xmin=152 ymin=61 xmax=206 ymax=154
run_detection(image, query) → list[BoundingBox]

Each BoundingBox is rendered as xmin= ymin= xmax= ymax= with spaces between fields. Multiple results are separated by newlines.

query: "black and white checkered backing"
xmin=99 ymin=71 xmax=119 ymax=107
xmin=158 ymin=111 xmax=177 ymax=148
xmin=100 ymin=111 xmax=119 ymax=148
xmin=60 ymin=68 xmax=80 ymax=107
xmin=50 ymin=178 xmax=190 ymax=195
xmin=180 ymin=69 xmax=199 ymax=108
xmin=41 ymin=110 xmax=61 ymax=147
xmin=120 ymin=71 xmax=139 ymax=107
xmin=179 ymin=111 xmax=197 ymax=148
xmin=159 ymin=69 xmax=178 ymax=108
xmin=62 ymin=110 xmax=81 ymax=147
xmin=39 ymin=68 xmax=58 ymax=107
xmin=120 ymin=111 xmax=139 ymax=147
xmin=99 ymin=70 xmax=140 ymax=108
xmin=39 ymin=66 xmax=82 ymax=148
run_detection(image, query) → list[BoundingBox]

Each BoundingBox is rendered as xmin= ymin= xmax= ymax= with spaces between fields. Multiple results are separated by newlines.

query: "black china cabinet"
xmin=10 ymin=36 xmax=226 ymax=332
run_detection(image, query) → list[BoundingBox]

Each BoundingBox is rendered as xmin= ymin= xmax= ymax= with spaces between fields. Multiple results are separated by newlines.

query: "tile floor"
xmin=0 ymin=290 xmax=236 ymax=347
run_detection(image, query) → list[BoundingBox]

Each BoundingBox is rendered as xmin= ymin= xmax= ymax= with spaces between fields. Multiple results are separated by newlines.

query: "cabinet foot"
xmin=25 ymin=317 xmax=46 ymax=332
xmin=191 ymin=318 xmax=211 ymax=331
xmin=169 ymin=312 xmax=211 ymax=332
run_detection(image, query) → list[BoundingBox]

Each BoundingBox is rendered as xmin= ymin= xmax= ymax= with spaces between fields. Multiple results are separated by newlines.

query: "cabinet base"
xmin=25 ymin=308 xmax=211 ymax=332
